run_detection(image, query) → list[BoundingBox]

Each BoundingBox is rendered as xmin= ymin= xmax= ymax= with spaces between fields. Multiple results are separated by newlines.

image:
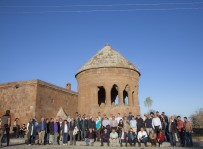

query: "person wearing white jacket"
xmin=137 ymin=127 xmax=148 ymax=147
xmin=152 ymin=114 xmax=162 ymax=134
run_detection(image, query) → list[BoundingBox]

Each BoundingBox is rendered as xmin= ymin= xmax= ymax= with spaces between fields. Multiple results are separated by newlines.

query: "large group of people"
xmin=0 ymin=110 xmax=194 ymax=147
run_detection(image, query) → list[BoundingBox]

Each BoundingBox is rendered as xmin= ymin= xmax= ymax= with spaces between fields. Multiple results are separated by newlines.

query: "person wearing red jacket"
xmin=157 ymin=130 xmax=165 ymax=147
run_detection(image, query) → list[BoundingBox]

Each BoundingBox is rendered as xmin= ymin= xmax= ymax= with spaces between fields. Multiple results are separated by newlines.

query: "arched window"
xmin=132 ymin=91 xmax=135 ymax=105
xmin=98 ymin=86 xmax=106 ymax=106
xmin=111 ymin=84 xmax=118 ymax=106
xmin=123 ymin=85 xmax=129 ymax=105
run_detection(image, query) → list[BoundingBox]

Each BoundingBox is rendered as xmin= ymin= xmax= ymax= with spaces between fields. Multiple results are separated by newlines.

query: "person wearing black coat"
xmin=101 ymin=128 xmax=109 ymax=146
xmin=168 ymin=117 xmax=177 ymax=147
xmin=49 ymin=118 xmax=54 ymax=144
xmin=79 ymin=116 xmax=88 ymax=141
xmin=88 ymin=117 xmax=96 ymax=130
xmin=136 ymin=115 xmax=144 ymax=134
xmin=68 ymin=118 xmax=76 ymax=145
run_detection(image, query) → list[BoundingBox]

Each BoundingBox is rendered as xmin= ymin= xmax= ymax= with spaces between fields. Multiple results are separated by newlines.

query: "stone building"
xmin=75 ymin=44 xmax=140 ymax=116
xmin=0 ymin=44 xmax=140 ymax=124
xmin=0 ymin=80 xmax=78 ymax=124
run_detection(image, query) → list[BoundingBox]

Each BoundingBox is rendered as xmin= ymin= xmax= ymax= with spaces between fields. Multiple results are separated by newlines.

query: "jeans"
xmin=63 ymin=133 xmax=68 ymax=144
xmin=45 ymin=132 xmax=49 ymax=144
xmin=0 ymin=128 xmax=10 ymax=146
xmin=138 ymin=137 xmax=148 ymax=146
xmin=81 ymin=129 xmax=86 ymax=140
xmin=28 ymin=135 xmax=35 ymax=145
xmin=169 ymin=133 xmax=176 ymax=147
xmin=185 ymin=132 xmax=193 ymax=147
xmin=85 ymin=138 xmax=94 ymax=145
xmin=178 ymin=131 xmax=185 ymax=146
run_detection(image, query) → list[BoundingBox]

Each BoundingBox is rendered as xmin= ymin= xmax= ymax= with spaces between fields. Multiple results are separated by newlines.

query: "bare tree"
xmin=190 ymin=108 xmax=203 ymax=128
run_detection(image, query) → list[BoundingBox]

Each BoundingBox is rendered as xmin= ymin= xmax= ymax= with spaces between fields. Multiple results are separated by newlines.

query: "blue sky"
xmin=0 ymin=0 xmax=203 ymax=118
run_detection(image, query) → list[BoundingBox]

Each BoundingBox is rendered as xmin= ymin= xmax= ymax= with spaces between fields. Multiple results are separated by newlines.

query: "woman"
xmin=168 ymin=117 xmax=177 ymax=147
xmin=117 ymin=119 xmax=123 ymax=134
xmin=27 ymin=118 xmax=36 ymax=146
xmin=13 ymin=118 xmax=20 ymax=138
xmin=95 ymin=117 xmax=101 ymax=141
xmin=149 ymin=129 xmax=157 ymax=147
xmin=157 ymin=130 xmax=165 ymax=147
xmin=123 ymin=119 xmax=130 ymax=132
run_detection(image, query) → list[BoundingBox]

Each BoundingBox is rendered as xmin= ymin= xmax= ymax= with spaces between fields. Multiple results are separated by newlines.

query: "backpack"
xmin=1 ymin=115 xmax=9 ymax=128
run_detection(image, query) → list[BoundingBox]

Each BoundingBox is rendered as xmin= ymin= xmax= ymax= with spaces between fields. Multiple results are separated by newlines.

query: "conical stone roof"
xmin=76 ymin=44 xmax=140 ymax=76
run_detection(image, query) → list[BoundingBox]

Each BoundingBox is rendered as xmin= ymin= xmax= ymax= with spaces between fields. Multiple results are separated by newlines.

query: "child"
xmin=157 ymin=130 xmax=165 ymax=147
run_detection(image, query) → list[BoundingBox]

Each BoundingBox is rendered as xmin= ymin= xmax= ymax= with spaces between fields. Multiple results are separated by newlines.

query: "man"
xmin=110 ymin=116 xmax=118 ymax=131
xmin=45 ymin=118 xmax=50 ymax=145
xmin=38 ymin=117 xmax=47 ymax=145
xmin=68 ymin=118 xmax=76 ymax=145
xmin=115 ymin=113 xmax=122 ymax=124
xmin=49 ymin=118 xmax=60 ymax=145
xmin=109 ymin=128 xmax=119 ymax=147
xmin=127 ymin=128 xmax=137 ymax=146
xmin=80 ymin=115 xmax=88 ymax=141
xmin=145 ymin=114 xmax=153 ymax=136
xmin=184 ymin=117 xmax=193 ymax=147
xmin=0 ymin=110 xmax=11 ymax=146
xmin=102 ymin=115 xmax=110 ymax=132
xmin=177 ymin=116 xmax=185 ymax=147
xmin=101 ymin=128 xmax=109 ymax=146
xmin=161 ymin=112 xmax=168 ymax=123
xmin=137 ymin=127 xmax=148 ymax=147
xmin=136 ymin=115 xmax=144 ymax=134
xmin=152 ymin=114 xmax=162 ymax=134
xmin=85 ymin=128 xmax=94 ymax=146
xmin=130 ymin=116 xmax=137 ymax=134
xmin=127 ymin=112 xmax=133 ymax=121
xmin=88 ymin=116 xmax=95 ymax=130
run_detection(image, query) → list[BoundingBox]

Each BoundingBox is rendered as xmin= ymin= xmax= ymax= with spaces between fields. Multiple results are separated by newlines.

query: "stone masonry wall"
xmin=76 ymin=67 xmax=140 ymax=117
xmin=0 ymin=80 xmax=37 ymax=126
xmin=35 ymin=80 xmax=78 ymax=120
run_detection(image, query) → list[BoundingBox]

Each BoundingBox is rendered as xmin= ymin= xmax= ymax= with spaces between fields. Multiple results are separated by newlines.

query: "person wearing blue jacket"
xmin=38 ymin=117 xmax=47 ymax=145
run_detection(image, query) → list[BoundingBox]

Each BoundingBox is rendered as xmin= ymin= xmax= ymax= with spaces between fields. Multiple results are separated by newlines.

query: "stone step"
xmin=9 ymin=138 xmax=171 ymax=147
